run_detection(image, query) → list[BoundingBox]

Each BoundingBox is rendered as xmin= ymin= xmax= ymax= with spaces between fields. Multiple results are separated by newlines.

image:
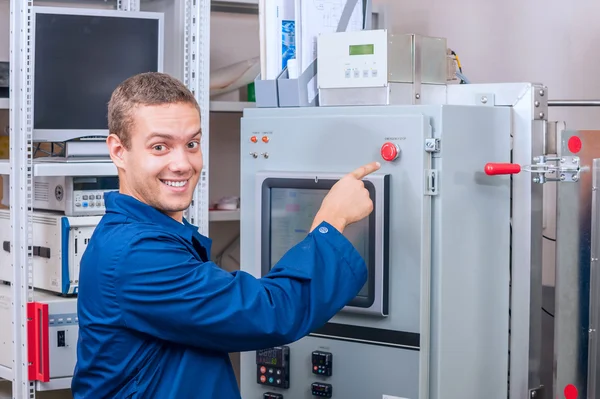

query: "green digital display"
xmin=349 ymin=44 xmax=374 ymax=56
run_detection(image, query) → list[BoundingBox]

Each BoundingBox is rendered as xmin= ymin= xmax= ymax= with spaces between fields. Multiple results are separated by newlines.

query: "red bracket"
xmin=27 ymin=302 xmax=49 ymax=382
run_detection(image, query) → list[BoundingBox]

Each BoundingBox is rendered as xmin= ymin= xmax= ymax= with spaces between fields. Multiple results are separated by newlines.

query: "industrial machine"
xmin=1 ymin=175 xmax=117 ymax=216
xmin=239 ymin=28 xmax=595 ymax=399
xmin=0 ymin=209 xmax=101 ymax=295
xmin=0 ymin=284 xmax=78 ymax=383
xmin=30 ymin=175 xmax=117 ymax=216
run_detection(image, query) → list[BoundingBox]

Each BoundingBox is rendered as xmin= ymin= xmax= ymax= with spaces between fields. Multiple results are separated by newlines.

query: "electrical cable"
xmin=450 ymin=50 xmax=469 ymax=84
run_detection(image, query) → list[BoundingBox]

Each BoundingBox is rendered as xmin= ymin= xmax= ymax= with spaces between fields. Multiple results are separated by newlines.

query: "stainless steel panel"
xmin=555 ymin=130 xmax=600 ymax=397
xmin=588 ymin=158 xmax=600 ymax=397
xmin=447 ymin=83 xmax=546 ymax=397
xmin=387 ymin=33 xmax=447 ymax=86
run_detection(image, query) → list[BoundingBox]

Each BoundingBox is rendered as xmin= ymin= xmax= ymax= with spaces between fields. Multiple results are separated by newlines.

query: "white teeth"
xmin=162 ymin=180 xmax=187 ymax=187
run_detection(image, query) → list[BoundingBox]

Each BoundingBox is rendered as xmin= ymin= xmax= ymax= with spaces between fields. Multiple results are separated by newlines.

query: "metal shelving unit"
xmin=0 ymin=160 xmax=8 ymax=175
xmin=210 ymin=100 xmax=255 ymax=113
xmin=32 ymin=161 xmax=117 ymax=177
xmin=4 ymin=0 xmax=233 ymax=397
xmin=209 ymin=209 xmax=240 ymax=221
xmin=0 ymin=366 xmax=10 ymax=382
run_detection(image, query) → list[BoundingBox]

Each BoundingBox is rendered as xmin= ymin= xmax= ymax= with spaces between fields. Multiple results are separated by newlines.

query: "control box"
xmin=311 ymin=382 xmax=333 ymax=397
xmin=312 ymin=351 xmax=332 ymax=376
xmin=0 ymin=175 xmax=117 ymax=216
xmin=256 ymin=346 xmax=290 ymax=389
xmin=239 ymin=105 xmax=511 ymax=398
xmin=33 ymin=175 xmax=117 ymax=216
xmin=317 ymin=29 xmax=389 ymax=90
xmin=0 ymin=284 xmax=78 ymax=382
xmin=0 ymin=209 xmax=101 ymax=295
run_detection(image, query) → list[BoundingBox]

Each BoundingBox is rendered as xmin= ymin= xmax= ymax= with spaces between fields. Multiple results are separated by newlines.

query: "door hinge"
xmin=425 ymin=138 xmax=440 ymax=153
xmin=425 ymin=169 xmax=438 ymax=196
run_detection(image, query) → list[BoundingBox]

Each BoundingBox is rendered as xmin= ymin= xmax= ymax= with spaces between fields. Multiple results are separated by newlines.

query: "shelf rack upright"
xmin=6 ymin=0 xmax=211 ymax=397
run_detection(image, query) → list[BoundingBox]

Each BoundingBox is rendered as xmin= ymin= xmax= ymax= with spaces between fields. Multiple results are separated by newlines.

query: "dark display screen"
xmin=260 ymin=177 xmax=376 ymax=309
xmin=34 ymin=12 xmax=160 ymax=130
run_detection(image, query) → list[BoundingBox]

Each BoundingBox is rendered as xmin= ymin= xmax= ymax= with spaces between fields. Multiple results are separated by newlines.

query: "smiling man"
xmin=71 ymin=72 xmax=380 ymax=398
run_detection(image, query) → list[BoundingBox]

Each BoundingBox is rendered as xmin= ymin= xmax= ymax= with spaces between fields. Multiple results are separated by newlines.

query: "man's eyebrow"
xmin=146 ymin=130 xmax=201 ymax=142
xmin=146 ymin=132 xmax=175 ymax=142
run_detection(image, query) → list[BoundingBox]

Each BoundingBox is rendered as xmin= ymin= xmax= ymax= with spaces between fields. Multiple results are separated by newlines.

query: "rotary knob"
xmin=381 ymin=142 xmax=400 ymax=161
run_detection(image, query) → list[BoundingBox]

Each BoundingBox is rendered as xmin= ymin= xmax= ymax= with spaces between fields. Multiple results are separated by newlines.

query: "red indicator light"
xmin=564 ymin=383 xmax=578 ymax=399
xmin=568 ymin=136 xmax=582 ymax=154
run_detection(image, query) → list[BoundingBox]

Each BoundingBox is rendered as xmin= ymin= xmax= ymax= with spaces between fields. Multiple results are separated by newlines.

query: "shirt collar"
xmin=104 ymin=191 xmax=212 ymax=252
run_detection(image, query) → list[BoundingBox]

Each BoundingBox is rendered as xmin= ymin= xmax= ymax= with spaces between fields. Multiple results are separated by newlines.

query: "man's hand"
xmin=311 ymin=161 xmax=381 ymax=233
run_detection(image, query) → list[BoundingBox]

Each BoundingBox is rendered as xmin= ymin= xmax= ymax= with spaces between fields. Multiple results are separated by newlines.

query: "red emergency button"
xmin=250 ymin=136 xmax=258 ymax=143
xmin=381 ymin=142 xmax=400 ymax=161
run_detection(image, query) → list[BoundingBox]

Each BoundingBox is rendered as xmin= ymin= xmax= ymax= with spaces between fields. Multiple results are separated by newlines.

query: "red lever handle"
xmin=484 ymin=163 xmax=521 ymax=175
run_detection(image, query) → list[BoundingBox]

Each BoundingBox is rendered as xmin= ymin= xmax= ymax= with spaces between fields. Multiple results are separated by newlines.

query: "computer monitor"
xmin=257 ymin=172 xmax=390 ymax=316
xmin=32 ymin=6 xmax=164 ymax=142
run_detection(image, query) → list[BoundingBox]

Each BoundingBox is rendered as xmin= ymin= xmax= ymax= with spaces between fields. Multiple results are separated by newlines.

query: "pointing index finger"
xmin=350 ymin=161 xmax=381 ymax=179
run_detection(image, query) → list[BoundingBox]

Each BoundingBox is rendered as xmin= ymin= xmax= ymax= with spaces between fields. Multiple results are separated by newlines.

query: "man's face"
xmin=107 ymin=102 xmax=202 ymax=222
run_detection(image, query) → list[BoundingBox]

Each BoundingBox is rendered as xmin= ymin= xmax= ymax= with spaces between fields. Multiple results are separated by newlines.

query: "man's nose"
xmin=168 ymin=149 xmax=193 ymax=173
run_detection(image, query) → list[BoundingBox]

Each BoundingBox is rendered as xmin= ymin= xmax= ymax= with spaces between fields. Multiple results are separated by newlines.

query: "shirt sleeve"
xmin=115 ymin=221 xmax=367 ymax=353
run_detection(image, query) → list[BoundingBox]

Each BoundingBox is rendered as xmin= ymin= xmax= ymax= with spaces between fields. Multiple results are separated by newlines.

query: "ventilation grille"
xmin=34 ymin=182 xmax=49 ymax=202
xmin=32 ymin=215 xmax=58 ymax=226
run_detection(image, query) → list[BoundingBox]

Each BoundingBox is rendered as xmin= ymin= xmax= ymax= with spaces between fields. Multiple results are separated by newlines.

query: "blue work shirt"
xmin=71 ymin=191 xmax=367 ymax=398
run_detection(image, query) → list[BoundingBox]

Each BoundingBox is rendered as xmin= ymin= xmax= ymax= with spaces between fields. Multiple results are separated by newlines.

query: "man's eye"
xmin=153 ymin=145 xmax=164 ymax=151
xmin=188 ymin=142 xmax=199 ymax=149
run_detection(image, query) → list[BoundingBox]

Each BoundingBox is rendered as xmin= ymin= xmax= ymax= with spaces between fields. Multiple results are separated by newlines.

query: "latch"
xmin=484 ymin=155 xmax=582 ymax=184
xmin=425 ymin=138 xmax=440 ymax=153
xmin=528 ymin=385 xmax=544 ymax=398
xmin=425 ymin=169 xmax=438 ymax=195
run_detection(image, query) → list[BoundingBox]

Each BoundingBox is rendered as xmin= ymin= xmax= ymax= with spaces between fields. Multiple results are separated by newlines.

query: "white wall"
xmin=374 ymin=0 xmax=600 ymax=131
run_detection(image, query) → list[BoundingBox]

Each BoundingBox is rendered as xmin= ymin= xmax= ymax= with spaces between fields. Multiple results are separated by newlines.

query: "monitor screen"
xmin=261 ymin=178 xmax=376 ymax=308
xmin=269 ymin=188 xmax=370 ymax=297
xmin=33 ymin=11 xmax=161 ymax=131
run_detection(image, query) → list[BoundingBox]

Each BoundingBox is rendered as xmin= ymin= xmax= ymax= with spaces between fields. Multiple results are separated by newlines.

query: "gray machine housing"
xmin=239 ymin=104 xmax=511 ymax=398
xmin=0 ymin=284 xmax=78 ymax=381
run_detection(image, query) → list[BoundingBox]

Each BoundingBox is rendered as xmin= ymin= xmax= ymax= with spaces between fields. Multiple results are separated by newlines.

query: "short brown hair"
xmin=107 ymin=72 xmax=200 ymax=149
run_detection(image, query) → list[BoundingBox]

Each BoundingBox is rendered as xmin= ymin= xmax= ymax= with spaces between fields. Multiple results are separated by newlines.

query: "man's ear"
xmin=106 ymin=134 xmax=126 ymax=169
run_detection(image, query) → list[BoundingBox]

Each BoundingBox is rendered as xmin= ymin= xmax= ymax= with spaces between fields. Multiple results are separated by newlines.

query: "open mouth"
xmin=160 ymin=179 xmax=189 ymax=188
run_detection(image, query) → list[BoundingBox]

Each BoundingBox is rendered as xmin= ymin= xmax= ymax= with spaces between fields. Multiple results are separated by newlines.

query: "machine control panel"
xmin=74 ymin=191 xmax=105 ymax=210
xmin=256 ymin=346 xmax=290 ymax=389
xmin=311 ymin=382 xmax=333 ymax=397
xmin=311 ymin=351 xmax=332 ymax=376
xmin=317 ymin=29 xmax=388 ymax=89
xmin=263 ymin=393 xmax=284 ymax=399
xmin=31 ymin=175 xmax=118 ymax=216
